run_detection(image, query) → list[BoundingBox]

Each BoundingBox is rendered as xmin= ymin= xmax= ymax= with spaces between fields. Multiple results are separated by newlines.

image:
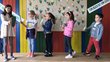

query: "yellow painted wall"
xmin=72 ymin=32 xmax=81 ymax=53
xmin=20 ymin=0 xmax=27 ymax=53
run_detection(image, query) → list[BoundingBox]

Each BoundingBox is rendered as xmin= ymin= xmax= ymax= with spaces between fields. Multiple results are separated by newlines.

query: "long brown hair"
xmin=66 ymin=11 xmax=75 ymax=22
xmin=2 ymin=4 xmax=13 ymax=17
xmin=47 ymin=12 xmax=56 ymax=24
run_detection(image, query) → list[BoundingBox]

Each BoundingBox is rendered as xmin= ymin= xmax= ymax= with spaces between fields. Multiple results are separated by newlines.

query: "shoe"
xmin=4 ymin=58 xmax=8 ymax=62
xmin=65 ymin=54 xmax=73 ymax=59
xmin=30 ymin=53 xmax=34 ymax=57
xmin=27 ymin=52 xmax=31 ymax=57
xmin=72 ymin=51 xmax=76 ymax=56
xmin=95 ymin=55 xmax=100 ymax=60
xmin=11 ymin=56 xmax=16 ymax=60
xmin=44 ymin=50 xmax=48 ymax=55
xmin=83 ymin=52 xmax=91 ymax=56
xmin=44 ymin=53 xmax=53 ymax=57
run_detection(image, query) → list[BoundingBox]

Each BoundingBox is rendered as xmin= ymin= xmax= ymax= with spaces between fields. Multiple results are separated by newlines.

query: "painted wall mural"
xmin=27 ymin=0 xmax=87 ymax=31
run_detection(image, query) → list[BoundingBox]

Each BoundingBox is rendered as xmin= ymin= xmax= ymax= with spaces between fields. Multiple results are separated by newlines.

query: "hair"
xmin=96 ymin=13 xmax=104 ymax=18
xmin=47 ymin=12 xmax=56 ymax=24
xmin=66 ymin=11 xmax=75 ymax=22
xmin=2 ymin=4 xmax=13 ymax=17
xmin=29 ymin=10 xmax=38 ymax=20
xmin=29 ymin=10 xmax=36 ymax=15
xmin=95 ymin=13 xmax=104 ymax=22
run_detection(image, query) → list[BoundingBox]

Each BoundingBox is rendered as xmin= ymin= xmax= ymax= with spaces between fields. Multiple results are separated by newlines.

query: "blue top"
xmin=86 ymin=22 xmax=103 ymax=41
xmin=42 ymin=19 xmax=53 ymax=34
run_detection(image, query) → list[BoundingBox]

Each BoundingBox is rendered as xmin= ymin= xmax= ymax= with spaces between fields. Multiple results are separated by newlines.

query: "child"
xmin=83 ymin=13 xmax=103 ymax=60
xmin=26 ymin=10 xmax=37 ymax=57
xmin=62 ymin=11 xmax=76 ymax=59
xmin=1 ymin=4 xmax=16 ymax=62
xmin=42 ymin=12 xmax=55 ymax=57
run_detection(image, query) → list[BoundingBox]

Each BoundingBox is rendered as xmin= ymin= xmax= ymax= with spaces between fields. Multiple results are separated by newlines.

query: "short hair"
xmin=29 ymin=10 xmax=36 ymax=15
xmin=96 ymin=13 xmax=104 ymax=18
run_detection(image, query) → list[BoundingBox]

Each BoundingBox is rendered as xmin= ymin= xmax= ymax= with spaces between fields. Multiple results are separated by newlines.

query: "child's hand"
xmin=83 ymin=26 xmax=86 ymax=31
xmin=96 ymin=39 xmax=99 ymax=41
xmin=64 ymin=23 xmax=67 ymax=27
xmin=36 ymin=27 xmax=39 ymax=30
xmin=8 ymin=21 xmax=11 ymax=25
xmin=60 ymin=25 xmax=64 ymax=30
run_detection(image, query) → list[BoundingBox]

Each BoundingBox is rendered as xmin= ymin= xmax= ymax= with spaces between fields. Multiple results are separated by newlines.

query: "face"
xmin=5 ymin=7 xmax=11 ymax=13
xmin=95 ymin=15 xmax=102 ymax=22
xmin=29 ymin=13 xmax=35 ymax=18
xmin=45 ymin=14 xmax=50 ymax=21
xmin=65 ymin=13 xmax=70 ymax=20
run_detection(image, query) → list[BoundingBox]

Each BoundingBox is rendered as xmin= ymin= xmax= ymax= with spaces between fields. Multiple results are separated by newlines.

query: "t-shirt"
xmin=26 ymin=18 xmax=37 ymax=29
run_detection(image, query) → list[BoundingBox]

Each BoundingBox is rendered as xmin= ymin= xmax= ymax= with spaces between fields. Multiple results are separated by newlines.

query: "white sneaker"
xmin=65 ymin=54 xmax=73 ymax=59
xmin=11 ymin=56 xmax=15 ymax=60
xmin=72 ymin=51 xmax=76 ymax=56
xmin=4 ymin=58 xmax=8 ymax=62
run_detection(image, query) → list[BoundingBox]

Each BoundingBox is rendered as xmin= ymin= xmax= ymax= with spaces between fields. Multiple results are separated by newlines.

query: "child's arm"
xmin=42 ymin=21 xmax=52 ymax=30
xmin=84 ymin=22 xmax=95 ymax=31
xmin=96 ymin=25 xmax=103 ymax=41
xmin=64 ymin=21 xmax=74 ymax=31
xmin=20 ymin=21 xmax=27 ymax=27
xmin=1 ymin=14 xmax=10 ymax=25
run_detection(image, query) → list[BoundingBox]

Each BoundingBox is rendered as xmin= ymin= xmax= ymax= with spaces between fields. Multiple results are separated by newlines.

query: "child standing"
xmin=1 ymin=5 xmax=16 ymax=62
xmin=62 ymin=11 xmax=76 ymax=59
xmin=42 ymin=12 xmax=55 ymax=57
xmin=84 ymin=13 xmax=103 ymax=60
xmin=26 ymin=10 xmax=37 ymax=57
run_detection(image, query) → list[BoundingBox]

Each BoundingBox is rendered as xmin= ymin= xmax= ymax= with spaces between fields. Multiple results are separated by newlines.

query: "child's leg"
xmin=46 ymin=33 xmax=52 ymax=53
xmin=27 ymin=38 xmax=31 ymax=53
xmin=30 ymin=38 xmax=34 ymax=53
xmin=9 ymin=37 xmax=13 ymax=57
xmin=93 ymin=39 xmax=100 ymax=56
xmin=86 ymin=37 xmax=94 ymax=53
xmin=48 ymin=33 xmax=53 ymax=53
xmin=66 ymin=36 xmax=73 ymax=55
xmin=45 ymin=34 xmax=49 ymax=52
xmin=3 ymin=37 xmax=8 ymax=59
xmin=64 ymin=36 xmax=68 ymax=52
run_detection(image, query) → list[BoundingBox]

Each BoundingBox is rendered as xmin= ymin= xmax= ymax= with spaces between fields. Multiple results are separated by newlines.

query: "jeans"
xmin=45 ymin=33 xmax=53 ymax=53
xmin=3 ymin=37 xmax=14 ymax=59
xmin=27 ymin=38 xmax=35 ymax=53
xmin=64 ymin=36 xmax=73 ymax=55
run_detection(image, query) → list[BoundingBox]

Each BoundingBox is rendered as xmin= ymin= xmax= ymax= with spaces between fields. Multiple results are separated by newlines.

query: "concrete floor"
xmin=0 ymin=53 xmax=110 ymax=62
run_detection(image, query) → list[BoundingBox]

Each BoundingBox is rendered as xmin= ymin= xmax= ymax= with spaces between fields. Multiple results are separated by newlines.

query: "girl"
xmin=83 ymin=13 xmax=103 ymax=60
xmin=26 ymin=10 xmax=37 ymax=57
xmin=62 ymin=11 xmax=76 ymax=59
xmin=42 ymin=12 xmax=55 ymax=57
xmin=1 ymin=5 xmax=16 ymax=62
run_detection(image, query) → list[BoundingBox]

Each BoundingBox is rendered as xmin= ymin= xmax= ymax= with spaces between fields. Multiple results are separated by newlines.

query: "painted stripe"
xmin=53 ymin=32 xmax=64 ymax=52
xmin=71 ymin=32 xmax=81 ymax=53
xmin=20 ymin=0 xmax=27 ymax=53
xmin=81 ymin=32 xmax=86 ymax=52
xmin=0 ymin=0 xmax=2 ymax=30
xmin=102 ymin=3 xmax=110 ymax=52
xmin=16 ymin=0 xmax=20 ymax=52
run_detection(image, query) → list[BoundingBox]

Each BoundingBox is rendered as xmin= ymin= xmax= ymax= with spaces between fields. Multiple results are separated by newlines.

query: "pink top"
xmin=64 ymin=20 xmax=74 ymax=37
